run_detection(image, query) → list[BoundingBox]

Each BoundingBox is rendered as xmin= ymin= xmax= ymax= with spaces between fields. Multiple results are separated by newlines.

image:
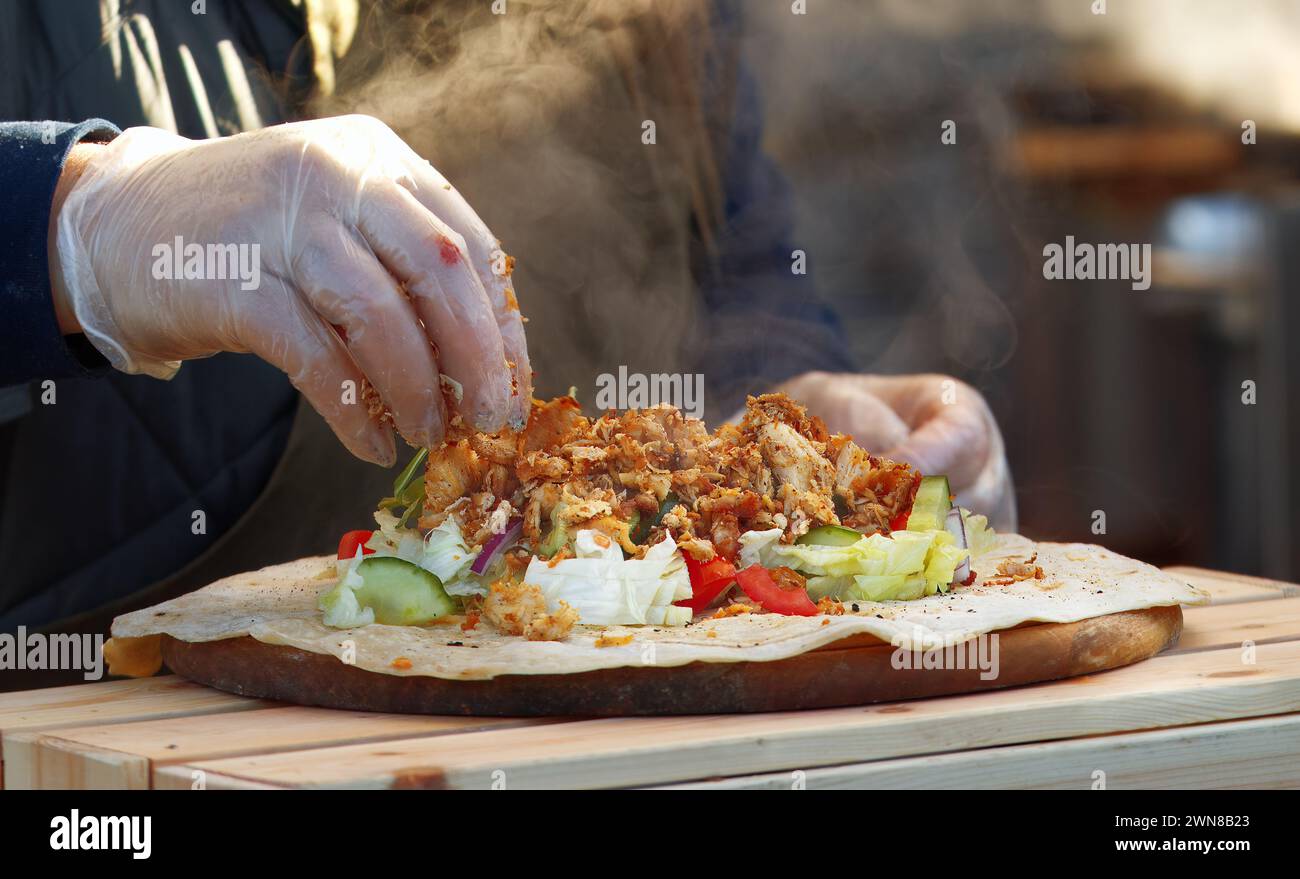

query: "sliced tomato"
xmin=735 ymin=564 xmax=819 ymax=616
xmin=676 ymin=551 xmax=737 ymax=613
xmin=337 ymin=530 xmax=375 ymax=560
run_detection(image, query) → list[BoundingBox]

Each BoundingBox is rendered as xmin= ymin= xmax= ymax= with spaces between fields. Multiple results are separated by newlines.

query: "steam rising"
xmin=313 ymin=0 xmax=719 ymax=412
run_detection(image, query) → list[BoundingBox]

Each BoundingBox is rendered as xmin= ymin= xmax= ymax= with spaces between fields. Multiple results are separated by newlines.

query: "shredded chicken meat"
xmin=985 ymin=554 xmax=1044 ymax=586
xmin=482 ymin=582 xmax=579 ymax=641
xmin=419 ymin=393 xmax=919 ymax=562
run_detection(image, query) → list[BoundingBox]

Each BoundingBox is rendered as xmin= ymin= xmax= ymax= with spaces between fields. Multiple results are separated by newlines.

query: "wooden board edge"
xmin=155 ymin=764 xmax=287 ymax=790
xmin=146 ymin=717 xmax=557 ymax=771
xmin=1162 ymin=566 xmax=1300 ymax=604
xmin=0 ymin=691 xmax=270 ymax=738
xmin=1168 ymin=596 xmax=1300 ymax=654
xmin=1164 ymin=565 xmax=1300 ymax=594
xmin=653 ymin=712 xmax=1300 ymax=790
xmin=1 ymin=697 xmax=272 ymax=789
xmin=4 ymin=732 xmax=148 ymax=790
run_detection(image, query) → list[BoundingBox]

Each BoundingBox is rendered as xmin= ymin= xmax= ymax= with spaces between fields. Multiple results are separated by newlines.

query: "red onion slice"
xmin=471 ymin=517 xmax=523 ymax=576
xmin=945 ymin=507 xmax=971 ymax=584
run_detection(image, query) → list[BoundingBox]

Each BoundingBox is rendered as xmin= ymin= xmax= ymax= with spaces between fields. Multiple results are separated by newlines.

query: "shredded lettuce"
xmin=924 ymin=537 xmax=969 ymax=592
xmin=737 ymin=528 xmax=781 ymax=569
xmin=319 ymin=555 xmax=376 ymax=628
xmin=739 ymin=527 xmax=968 ymax=601
xmin=421 ymin=517 xmax=482 ymax=595
xmin=368 ymin=508 xmax=405 ymax=548
xmin=849 ymin=574 xmax=927 ymax=602
xmin=962 ymin=509 xmax=996 ymax=557
xmin=361 ymin=512 xmax=492 ymax=597
xmin=805 ymin=574 xmax=854 ymax=601
xmin=522 ymin=531 xmax=692 ymax=626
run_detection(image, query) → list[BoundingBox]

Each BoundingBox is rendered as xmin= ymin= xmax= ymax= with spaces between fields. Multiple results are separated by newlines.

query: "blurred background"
xmin=743 ymin=0 xmax=1299 ymax=579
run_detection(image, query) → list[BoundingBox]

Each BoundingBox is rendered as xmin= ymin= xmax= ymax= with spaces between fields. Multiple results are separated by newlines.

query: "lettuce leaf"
xmin=805 ymin=574 xmax=855 ymax=601
xmin=738 ymin=527 xmax=968 ymax=601
xmin=961 ymin=509 xmax=997 ymax=557
xmin=361 ymin=513 xmax=489 ymax=597
xmin=318 ymin=559 xmax=376 ymax=628
xmin=848 ymin=574 xmax=927 ymax=602
xmin=522 ymin=531 xmax=692 ymax=626
xmin=420 ymin=517 xmax=482 ymax=595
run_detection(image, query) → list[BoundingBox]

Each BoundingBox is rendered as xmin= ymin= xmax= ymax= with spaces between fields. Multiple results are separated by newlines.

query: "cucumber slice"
xmin=353 ymin=556 xmax=456 ymax=625
xmin=797 ymin=525 xmax=865 ymax=547
xmin=905 ymin=475 xmax=952 ymax=533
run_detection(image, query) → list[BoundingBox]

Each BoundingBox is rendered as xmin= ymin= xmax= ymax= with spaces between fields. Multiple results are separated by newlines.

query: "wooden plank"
xmin=658 ymin=713 xmax=1300 ymax=789
xmin=1164 ymin=566 xmax=1300 ymax=605
xmin=0 ymin=675 xmax=267 ymax=790
xmin=4 ymin=737 xmax=151 ymax=791
xmin=1174 ymin=597 xmax=1300 ymax=653
xmin=153 ymin=639 xmax=1300 ymax=789
xmin=0 ymin=675 xmax=265 ymax=735
xmin=3 ymin=707 xmax=548 ymax=790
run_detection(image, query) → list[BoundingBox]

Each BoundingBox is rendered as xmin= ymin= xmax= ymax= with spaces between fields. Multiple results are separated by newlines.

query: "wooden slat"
xmin=4 ymin=737 xmax=152 ymax=790
xmin=0 ymin=675 xmax=266 ymax=789
xmin=1164 ymin=566 xmax=1300 ymax=605
xmin=659 ymin=713 xmax=1300 ymax=789
xmin=0 ymin=675 xmax=264 ymax=735
xmin=152 ymin=640 xmax=1300 ymax=789
xmin=1174 ymin=597 xmax=1300 ymax=653
xmin=3 ymin=707 xmax=548 ymax=790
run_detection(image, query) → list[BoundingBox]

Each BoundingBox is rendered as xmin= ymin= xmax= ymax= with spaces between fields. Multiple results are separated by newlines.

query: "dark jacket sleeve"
xmin=0 ymin=119 xmax=119 ymax=388
xmin=694 ymin=54 xmax=857 ymax=418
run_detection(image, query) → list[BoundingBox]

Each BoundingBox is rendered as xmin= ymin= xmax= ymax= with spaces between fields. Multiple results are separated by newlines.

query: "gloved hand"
xmin=774 ymin=371 xmax=1017 ymax=531
xmin=50 ymin=115 xmax=531 ymax=466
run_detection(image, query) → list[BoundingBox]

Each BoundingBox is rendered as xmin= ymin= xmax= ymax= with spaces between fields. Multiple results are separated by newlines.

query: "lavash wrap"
xmin=112 ymin=534 xmax=1208 ymax=681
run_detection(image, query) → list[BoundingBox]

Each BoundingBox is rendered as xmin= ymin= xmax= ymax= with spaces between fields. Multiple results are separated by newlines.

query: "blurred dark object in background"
xmin=745 ymin=0 xmax=1298 ymax=578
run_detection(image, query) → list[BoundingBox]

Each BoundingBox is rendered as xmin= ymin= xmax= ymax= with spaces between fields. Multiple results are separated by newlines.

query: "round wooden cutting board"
xmin=160 ymin=605 xmax=1182 ymax=716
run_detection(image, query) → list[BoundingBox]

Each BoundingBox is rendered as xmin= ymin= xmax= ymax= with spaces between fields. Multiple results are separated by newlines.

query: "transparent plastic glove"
xmin=774 ymin=371 xmax=1017 ymax=531
xmin=52 ymin=115 xmax=531 ymax=466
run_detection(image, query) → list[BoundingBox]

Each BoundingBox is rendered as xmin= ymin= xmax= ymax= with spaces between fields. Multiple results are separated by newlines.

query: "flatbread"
xmin=112 ymin=534 xmax=1208 ymax=681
